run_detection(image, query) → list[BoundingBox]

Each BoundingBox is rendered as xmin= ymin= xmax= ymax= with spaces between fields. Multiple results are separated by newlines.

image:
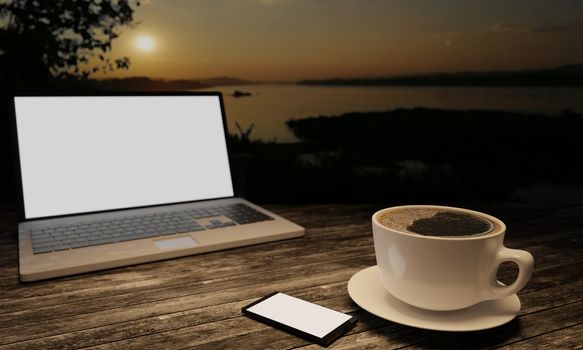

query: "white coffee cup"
xmin=372 ymin=205 xmax=534 ymax=311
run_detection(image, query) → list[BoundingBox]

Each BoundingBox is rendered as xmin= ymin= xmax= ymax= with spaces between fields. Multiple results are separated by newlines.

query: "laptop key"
xmin=33 ymin=246 xmax=55 ymax=254
xmin=133 ymin=232 xmax=156 ymax=239
xmin=31 ymin=232 xmax=51 ymax=238
xmin=70 ymin=241 xmax=89 ymax=249
xmin=87 ymin=238 xmax=110 ymax=245
xmin=33 ymin=241 xmax=58 ymax=248
xmin=32 ymin=237 xmax=55 ymax=244
xmin=28 ymin=203 xmax=271 ymax=254
xmin=175 ymin=226 xmax=202 ymax=233
xmin=159 ymin=229 xmax=177 ymax=236
xmin=134 ymin=231 xmax=149 ymax=237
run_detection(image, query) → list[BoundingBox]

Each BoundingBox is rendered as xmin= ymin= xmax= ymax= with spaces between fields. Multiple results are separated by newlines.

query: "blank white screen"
xmin=15 ymin=95 xmax=234 ymax=219
xmin=247 ymin=293 xmax=352 ymax=338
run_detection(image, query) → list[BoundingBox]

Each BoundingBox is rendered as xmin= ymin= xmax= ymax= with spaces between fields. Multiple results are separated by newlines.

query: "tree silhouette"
xmin=0 ymin=0 xmax=140 ymax=202
xmin=0 ymin=0 xmax=140 ymax=90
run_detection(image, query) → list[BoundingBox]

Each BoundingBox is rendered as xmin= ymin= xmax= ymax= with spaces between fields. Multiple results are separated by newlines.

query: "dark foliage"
xmin=299 ymin=64 xmax=583 ymax=87
xmin=229 ymin=108 xmax=583 ymax=204
xmin=0 ymin=0 xmax=139 ymax=90
xmin=85 ymin=77 xmax=209 ymax=91
xmin=0 ymin=0 xmax=139 ymax=202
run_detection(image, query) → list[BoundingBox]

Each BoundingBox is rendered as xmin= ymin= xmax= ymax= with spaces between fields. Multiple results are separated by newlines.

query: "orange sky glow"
xmin=97 ymin=0 xmax=583 ymax=81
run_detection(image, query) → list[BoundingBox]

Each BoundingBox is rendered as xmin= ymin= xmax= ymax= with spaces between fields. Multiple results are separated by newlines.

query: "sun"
xmin=135 ymin=36 xmax=155 ymax=51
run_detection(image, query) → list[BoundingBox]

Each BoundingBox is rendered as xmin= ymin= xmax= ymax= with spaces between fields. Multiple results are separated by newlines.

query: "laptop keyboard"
xmin=30 ymin=203 xmax=273 ymax=254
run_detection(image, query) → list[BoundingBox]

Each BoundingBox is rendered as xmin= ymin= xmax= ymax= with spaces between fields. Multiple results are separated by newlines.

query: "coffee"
xmin=378 ymin=207 xmax=497 ymax=237
xmin=372 ymin=205 xmax=534 ymax=311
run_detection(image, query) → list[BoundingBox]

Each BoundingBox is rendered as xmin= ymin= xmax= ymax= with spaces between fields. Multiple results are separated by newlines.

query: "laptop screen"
xmin=14 ymin=94 xmax=234 ymax=220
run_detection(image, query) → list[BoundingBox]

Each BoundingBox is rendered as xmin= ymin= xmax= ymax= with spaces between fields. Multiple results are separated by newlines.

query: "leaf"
xmin=1 ymin=0 xmax=138 ymax=86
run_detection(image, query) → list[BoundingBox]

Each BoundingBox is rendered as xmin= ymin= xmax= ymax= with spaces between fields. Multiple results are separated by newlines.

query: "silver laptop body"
xmin=11 ymin=92 xmax=304 ymax=282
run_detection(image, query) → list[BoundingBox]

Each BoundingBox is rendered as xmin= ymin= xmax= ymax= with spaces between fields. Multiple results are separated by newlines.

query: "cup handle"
xmin=488 ymin=247 xmax=534 ymax=298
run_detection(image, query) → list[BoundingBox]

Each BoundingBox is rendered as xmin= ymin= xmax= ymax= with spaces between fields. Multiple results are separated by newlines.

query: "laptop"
xmin=10 ymin=92 xmax=304 ymax=282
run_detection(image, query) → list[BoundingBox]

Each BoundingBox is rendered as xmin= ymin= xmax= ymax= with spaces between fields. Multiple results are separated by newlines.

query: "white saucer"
xmin=347 ymin=266 xmax=521 ymax=332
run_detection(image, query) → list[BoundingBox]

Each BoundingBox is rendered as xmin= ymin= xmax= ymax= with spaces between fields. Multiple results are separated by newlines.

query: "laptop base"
xmin=19 ymin=198 xmax=304 ymax=282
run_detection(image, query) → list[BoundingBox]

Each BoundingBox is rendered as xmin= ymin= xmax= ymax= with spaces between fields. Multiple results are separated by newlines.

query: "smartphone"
xmin=242 ymin=292 xmax=358 ymax=347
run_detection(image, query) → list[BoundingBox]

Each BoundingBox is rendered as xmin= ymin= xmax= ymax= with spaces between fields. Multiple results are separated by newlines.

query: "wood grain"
xmin=0 ymin=204 xmax=581 ymax=349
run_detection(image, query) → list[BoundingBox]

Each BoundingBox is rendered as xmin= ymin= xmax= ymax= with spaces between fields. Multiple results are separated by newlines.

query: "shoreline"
xmin=227 ymin=107 xmax=583 ymax=205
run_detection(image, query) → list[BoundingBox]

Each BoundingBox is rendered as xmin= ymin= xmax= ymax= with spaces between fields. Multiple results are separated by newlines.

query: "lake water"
xmin=199 ymin=84 xmax=583 ymax=142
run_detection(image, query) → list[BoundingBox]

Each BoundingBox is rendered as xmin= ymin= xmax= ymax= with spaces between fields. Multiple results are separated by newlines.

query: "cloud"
xmin=490 ymin=22 xmax=573 ymax=34
xmin=490 ymin=23 xmax=529 ymax=32
xmin=530 ymin=25 xmax=571 ymax=33
xmin=256 ymin=0 xmax=284 ymax=4
xmin=428 ymin=29 xmax=475 ymax=47
xmin=429 ymin=30 xmax=471 ymax=39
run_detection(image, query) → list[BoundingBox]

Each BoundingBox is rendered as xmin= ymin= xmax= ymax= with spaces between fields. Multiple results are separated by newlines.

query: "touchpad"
xmin=155 ymin=236 xmax=199 ymax=250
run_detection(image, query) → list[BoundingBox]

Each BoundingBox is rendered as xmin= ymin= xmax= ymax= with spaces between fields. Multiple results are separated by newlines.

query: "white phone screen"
xmin=245 ymin=292 xmax=352 ymax=338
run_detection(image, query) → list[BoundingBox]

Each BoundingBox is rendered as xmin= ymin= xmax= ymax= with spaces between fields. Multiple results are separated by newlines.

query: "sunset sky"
xmin=101 ymin=0 xmax=583 ymax=81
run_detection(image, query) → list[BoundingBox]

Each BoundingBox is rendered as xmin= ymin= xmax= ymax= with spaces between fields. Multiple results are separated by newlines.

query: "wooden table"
xmin=0 ymin=204 xmax=581 ymax=349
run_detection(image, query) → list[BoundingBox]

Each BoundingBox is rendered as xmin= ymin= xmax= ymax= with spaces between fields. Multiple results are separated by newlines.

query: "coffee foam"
xmin=377 ymin=207 xmax=496 ymax=237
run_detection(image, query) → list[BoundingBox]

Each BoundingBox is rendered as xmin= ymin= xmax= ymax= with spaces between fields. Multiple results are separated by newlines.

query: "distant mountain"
xmin=85 ymin=77 xmax=207 ymax=91
xmin=85 ymin=76 xmax=253 ymax=91
xmin=299 ymin=64 xmax=583 ymax=87
xmin=197 ymin=76 xmax=253 ymax=86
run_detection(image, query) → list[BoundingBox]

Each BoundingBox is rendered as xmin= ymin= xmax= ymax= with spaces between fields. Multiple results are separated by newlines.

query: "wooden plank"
xmin=4 ymin=259 xmax=579 ymax=349
xmin=0 ymin=256 xmax=376 ymax=346
xmin=0 ymin=202 xmax=575 ymax=289
xmin=191 ymin=258 xmax=580 ymax=350
xmin=178 ymin=268 xmax=583 ymax=349
xmin=2 ymin=234 xmax=580 ymax=326
xmin=0 ymin=282 xmax=356 ymax=348
xmin=400 ymin=302 xmax=583 ymax=349
xmin=195 ymin=277 xmax=583 ymax=349
xmin=291 ymin=301 xmax=583 ymax=350
xmin=0 ymin=241 xmax=576 ymax=346
xmin=0 ymin=221 xmax=372 ymax=295
xmin=0 ymin=204 xmax=581 ymax=349
xmin=496 ymin=323 xmax=583 ymax=349
xmin=0 ymin=252 xmax=374 ymax=328
xmin=0 ymin=227 xmax=372 ymax=310
xmin=73 ymin=296 xmax=359 ymax=350
xmin=181 ymin=300 xmax=400 ymax=350
xmin=1 ymin=233 xmax=578 ymax=323
xmin=1 ymin=211 xmax=580 ymax=302
xmin=0 ymin=282 xmax=352 ymax=350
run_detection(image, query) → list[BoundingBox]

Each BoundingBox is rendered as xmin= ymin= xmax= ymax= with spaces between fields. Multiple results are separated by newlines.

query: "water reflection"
xmin=200 ymin=84 xmax=583 ymax=142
